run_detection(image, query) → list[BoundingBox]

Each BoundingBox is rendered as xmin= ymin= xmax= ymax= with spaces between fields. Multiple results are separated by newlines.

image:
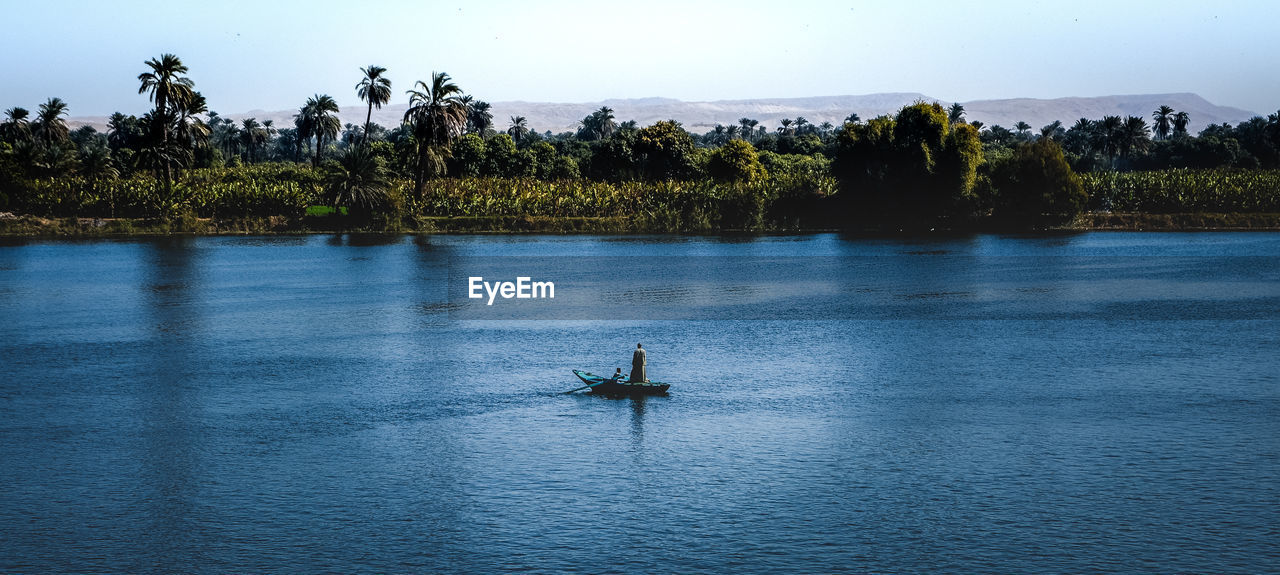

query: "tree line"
xmin=3 ymin=53 xmax=1280 ymax=228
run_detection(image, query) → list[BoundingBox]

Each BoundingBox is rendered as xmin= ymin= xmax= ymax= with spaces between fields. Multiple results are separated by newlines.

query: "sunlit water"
xmin=1 ymin=233 xmax=1278 ymax=573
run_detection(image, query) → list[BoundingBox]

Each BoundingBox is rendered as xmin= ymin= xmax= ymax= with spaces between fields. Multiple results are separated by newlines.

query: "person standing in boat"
xmin=629 ymin=343 xmax=647 ymax=382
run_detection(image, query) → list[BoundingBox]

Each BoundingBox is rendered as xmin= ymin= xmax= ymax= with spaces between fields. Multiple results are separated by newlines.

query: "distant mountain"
xmin=68 ymin=93 xmax=1258 ymax=136
xmin=959 ymin=93 xmax=1256 ymax=134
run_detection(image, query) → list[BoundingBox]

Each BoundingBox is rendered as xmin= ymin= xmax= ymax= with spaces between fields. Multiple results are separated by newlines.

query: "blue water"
xmin=1 ymin=233 xmax=1278 ymax=573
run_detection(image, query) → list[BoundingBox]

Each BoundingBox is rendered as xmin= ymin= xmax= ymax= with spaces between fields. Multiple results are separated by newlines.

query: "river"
xmin=1 ymin=232 xmax=1277 ymax=572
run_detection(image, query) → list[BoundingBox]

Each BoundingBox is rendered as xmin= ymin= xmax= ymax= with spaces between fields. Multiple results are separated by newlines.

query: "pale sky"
xmin=2 ymin=0 xmax=1276 ymax=117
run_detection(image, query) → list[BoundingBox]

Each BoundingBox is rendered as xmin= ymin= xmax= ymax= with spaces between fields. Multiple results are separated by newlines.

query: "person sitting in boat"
xmin=629 ymin=343 xmax=647 ymax=383
xmin=613 ymin=368 xmax=623 ymax=382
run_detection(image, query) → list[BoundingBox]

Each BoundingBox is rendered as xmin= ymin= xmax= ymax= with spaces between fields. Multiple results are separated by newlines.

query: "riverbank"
xmin=4 ymin=211 xmax=1280 ymax=237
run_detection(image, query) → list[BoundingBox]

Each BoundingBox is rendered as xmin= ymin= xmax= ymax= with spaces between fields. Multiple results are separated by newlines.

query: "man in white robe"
xmin=629 ymin=343 xmax=647 ymax=383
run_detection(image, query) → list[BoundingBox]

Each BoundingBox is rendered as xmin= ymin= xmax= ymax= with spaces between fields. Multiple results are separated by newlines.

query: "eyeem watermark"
xmin=468 ymin=276 xmax=556 ymax=305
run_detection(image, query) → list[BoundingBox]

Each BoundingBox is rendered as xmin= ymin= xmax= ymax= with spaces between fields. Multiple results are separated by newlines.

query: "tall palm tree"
xmin=403 ymin=71 xmax=468 ymax=192
xmin=1172 ymin=111 xmax=1190 ymax=137
xmin=1098 ymin=115 xmax=1124 ymax=165
xmin=844 ymin=113 xmax=861 ymax=124
xmin=948 ymin=103 xmax=965 ymax=124
xmin=240 ymin=118 xmax=264 ymax=162
xmin=172 ymin=92 xmax=210 ymax=163
xmin=1 ymin=107 xmax=32 ymax=145
xmin=778 ymin=118 xmax=794 ymax=136
xmin=794 ymin=116 xmax=810 ymax=135
xmin=1119 ymin=115 xmax=1151 ymax=160
xmin=355 ymin=65 xmax=391 ymax=147
xmin=138 ymin=54 xmax=195 ymax=186
xmin=33 ymin=98 xmax=70 ymax=147
xmin=293 ymin=107 xmax=311 ymax=161
xmin=105 ymin=112 xmax=136 ymax=150
xmin=467 ymin=100 xmax=493 ymax=135
xmin=594 ymin=106 xmax=617 ymax=139
xmin=302 ymin=94 xmax=340 ymax=166
xmin=1013 ymin=121 xmax=1032 ymax=139
xmin=1152 ymin=105 xmax=1175 ymax=141
xmin=508 ymin=115 xmax=529 ymax=143
xmin=261 ymin=119 xmax=276 ymax=160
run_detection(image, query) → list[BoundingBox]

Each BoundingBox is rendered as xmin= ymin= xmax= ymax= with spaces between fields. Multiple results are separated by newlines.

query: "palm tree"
xmin=794 ymin=116 xmax=810 ymax=135
xmin=948 ymin=103 xmax=965 ymax=124
xmin=105 ymin=112 xmax=136 ymax=150
xmin=32 ymin=98 xmax=71 ymax=148
xmin=1172 ymin=111 xmax=1190 ymax=137
xmin=293 ymin=107 xmax=311 ymax=161
xmin=301 ymin=94 xmax=340 ymax=166
xmin=844 ymin=113 xmax=861 ymax=124
xmin=1118 ymin=115 xmax=1151 ymax=160
xmin=324 ymin=146 xmax=388 ymax=217
xmin=355 ymin=65 xmax=391 ymax=147
xmin=1 ymin=107 xmax=32 ymax=145
xmin=594 ymin=106 xmax=617 ymax=139
xmin=172 ymin=92 xmax=210 ymax=164
xmin=778 ymin=118 xmax=794 ymax=136
xmin=1040 ymin=120 xmax=1063 ymax=141
xmin=467 ymin=100 xmax=493 ymax=134
xmin=508 ymin=115 xmax=530 ymax=143
xmin=137 ymin=54 xmax=195 ymax=186
xmin=403 ymin=71 xmax=468 ymax=192
xmin=1152 ymin=105 xmax=1175 ymax=141
xmin=240 ymin=118 xmax=264 ymax=162
xmin=1096 ymin=115 xmax=1124 ymax=166
xmin=261 ymin=119 xmax=276 ymax=159
xmin=1014 ymin=121 xmax=1032 ymax=139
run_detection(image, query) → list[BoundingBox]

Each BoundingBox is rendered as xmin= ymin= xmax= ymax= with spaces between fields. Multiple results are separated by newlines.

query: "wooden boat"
xmin=572 ymin=369 xmax=670 ymax=396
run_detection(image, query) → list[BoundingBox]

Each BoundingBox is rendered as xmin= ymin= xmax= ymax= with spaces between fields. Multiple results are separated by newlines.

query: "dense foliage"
xmin=3 ymin=53 xmax=1280 ymax=231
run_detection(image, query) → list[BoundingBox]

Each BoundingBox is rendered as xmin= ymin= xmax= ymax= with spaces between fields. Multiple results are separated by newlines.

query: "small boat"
xmin=572 ymin=369 xmax=670 ymax=396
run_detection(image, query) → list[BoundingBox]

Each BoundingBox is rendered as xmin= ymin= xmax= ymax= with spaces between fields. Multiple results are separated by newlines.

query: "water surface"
xmin=1 ymin=233 xmax=1277 ymax=573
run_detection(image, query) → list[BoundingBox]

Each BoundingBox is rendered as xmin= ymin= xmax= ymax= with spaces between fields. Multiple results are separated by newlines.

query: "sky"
xmin=1 ymin=0 xmax=1276 ymax=117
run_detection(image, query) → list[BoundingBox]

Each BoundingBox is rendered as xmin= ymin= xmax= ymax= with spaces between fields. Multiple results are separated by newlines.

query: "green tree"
xmin=324 ymin=146 xmax=389 ymax=219
xmin=1152 ymin=105 xmax=1174 ymax=141
xmin=1118 ymin=115 xmax=1151 ymax=162
xmin=449 ymin=133 xmax=487 ymax=177
xmin=404 ymin=72 xmax=467 ymax=192
xmin=1172 ymin=111 xmax=1190 ymax=137
xmin=173 ymin=92 xmax=210 ymax=164
xmin=300 ymin=94 xmax=341 ymax=166
xmin=834 ymin=102 xmax=983 ymax=222
xmin=33 ymin=98 xmax=70 ymax=148
xmin=948 ymin=103 xmax=965 ymax=124
xmin=355 ymin=65 xmax=391 ymax=147
xmin=507 ymin=115 xmax=530 ymax=144
xmin=137 ymin=54 xmax=195 ymax=187
xmin=466 ymin=100 xmax=493 ymax=135
xmin=991 ymin=138 xmax=1087 ymax=224
xmin=707 ymin=138 xmax=766 ymax=184
xmin=635 ymin=120 xmax=698 ymax=180
xmin=1013 ymin=121 xmax=1032 ymax=140
xmin=1 ymin=107 xmax=32 ymax=145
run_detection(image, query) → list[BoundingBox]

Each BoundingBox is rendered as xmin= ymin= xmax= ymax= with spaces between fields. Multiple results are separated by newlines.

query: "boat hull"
xmin=588 ymin=381 xmax=670 ymax=396
xmin=573 ymin=369 xmax=669 ymax=396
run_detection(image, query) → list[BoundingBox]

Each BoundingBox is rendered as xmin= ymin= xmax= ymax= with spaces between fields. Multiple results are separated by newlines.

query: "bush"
xmin=707 ymin=139 xmax=766 ymax=184
xmin=991 ymin=138 xmax=1087 ymax=223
